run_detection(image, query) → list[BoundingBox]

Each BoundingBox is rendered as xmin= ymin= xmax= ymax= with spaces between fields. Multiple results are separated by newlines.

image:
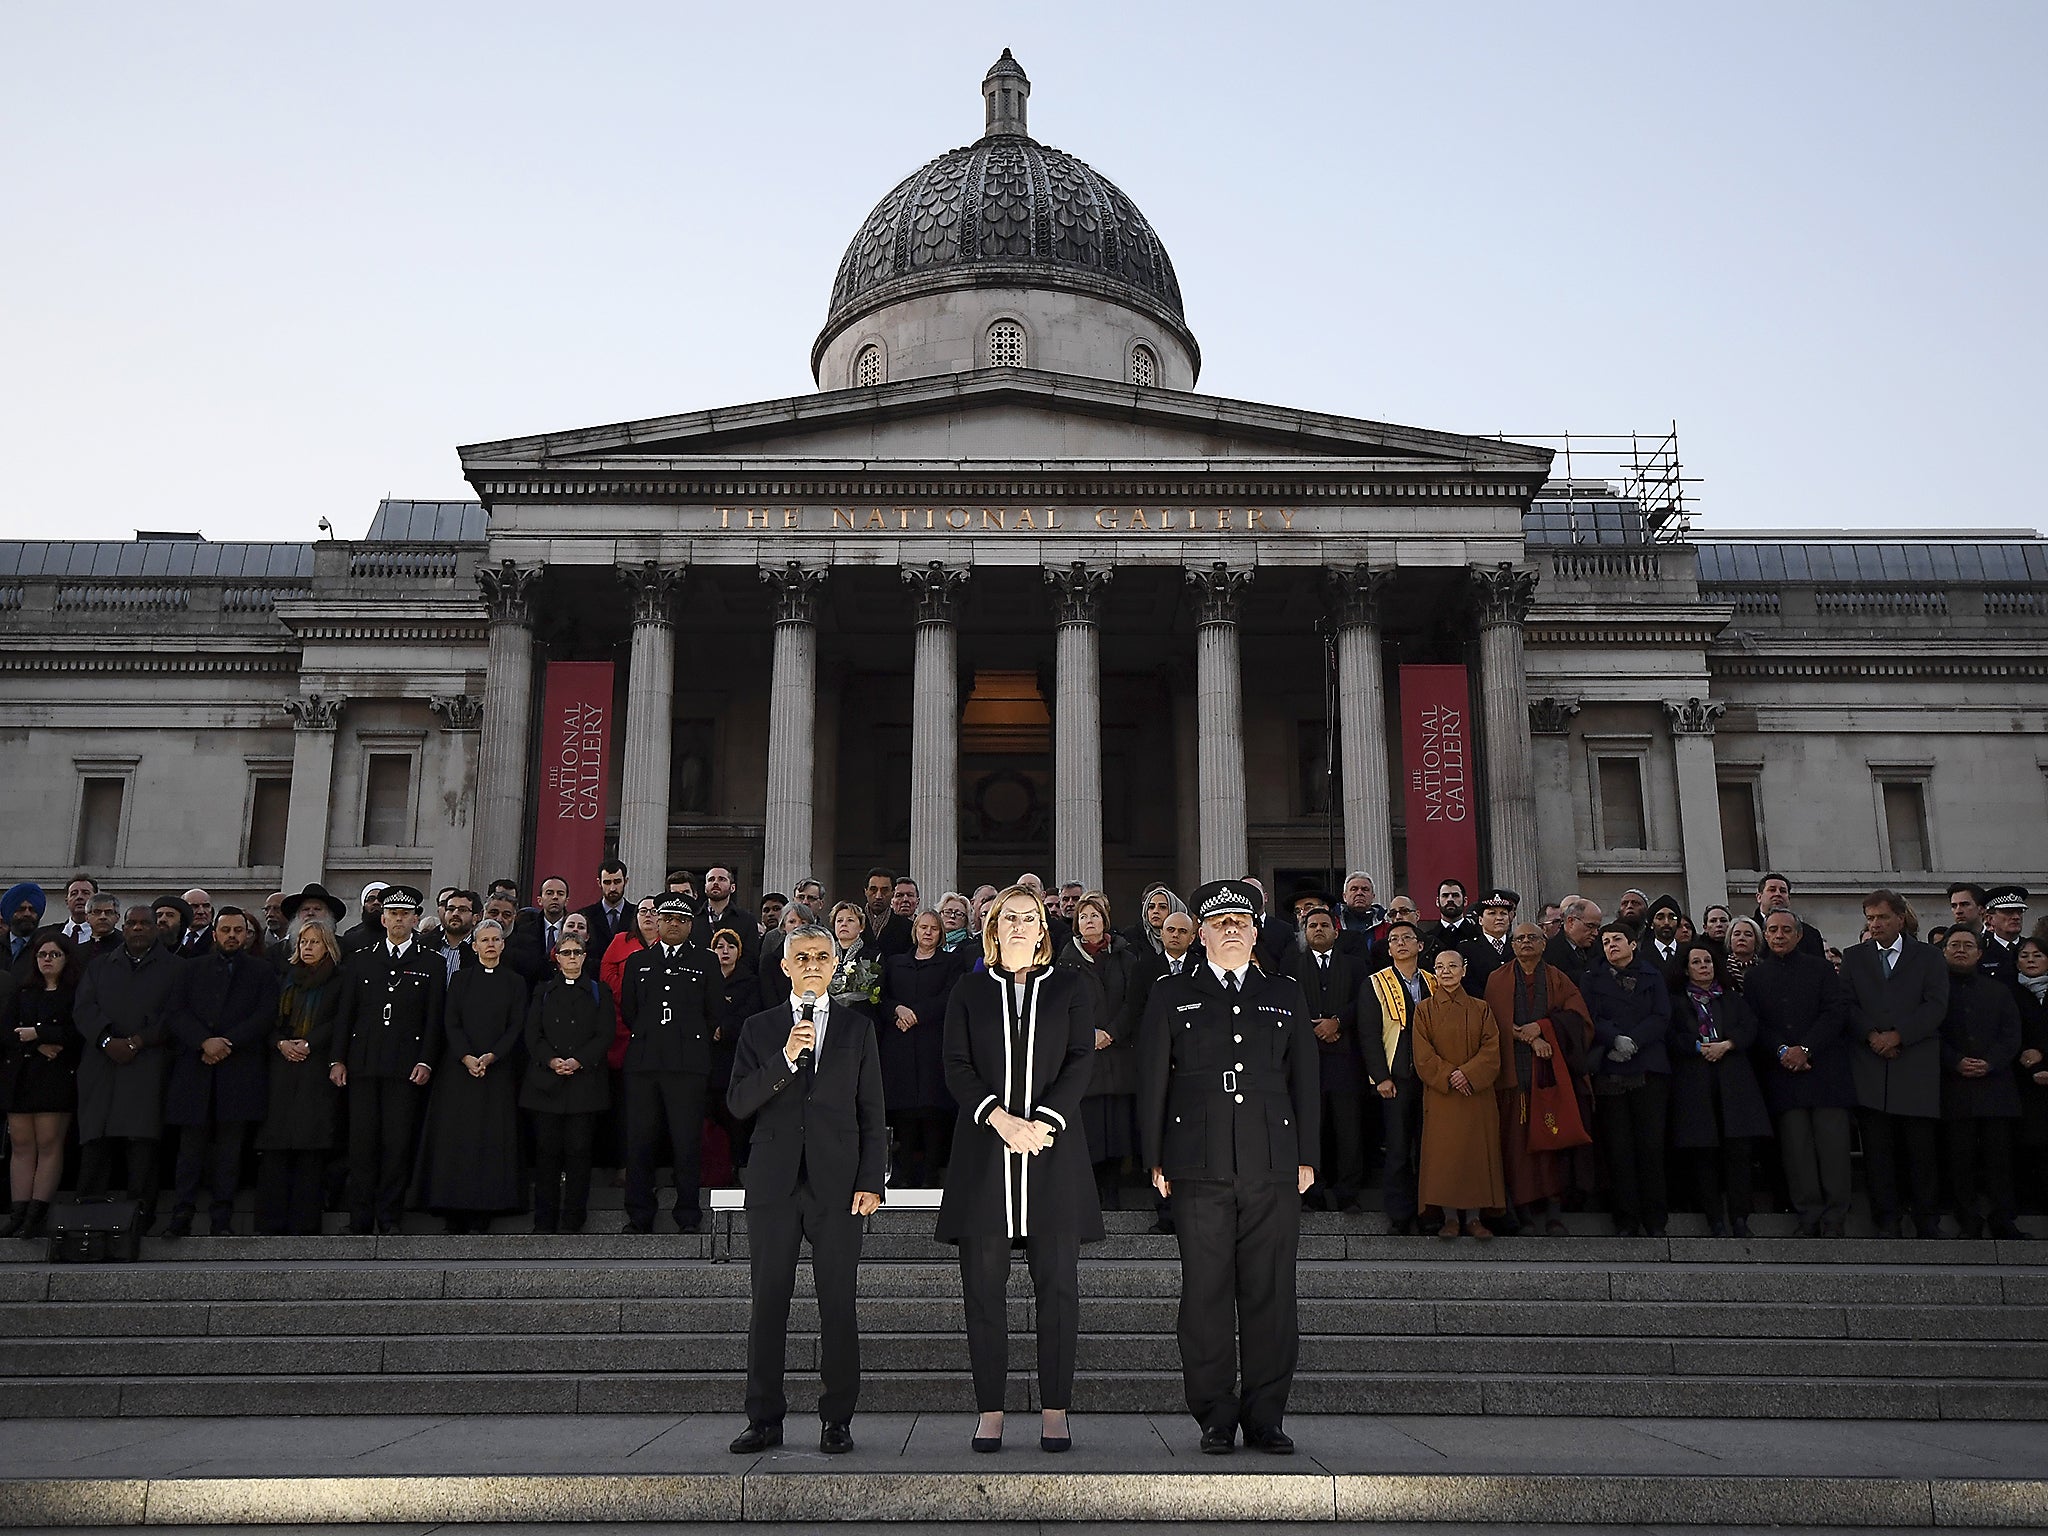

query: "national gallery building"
xmin=5 ymin=54 xmax=2046 ymax=939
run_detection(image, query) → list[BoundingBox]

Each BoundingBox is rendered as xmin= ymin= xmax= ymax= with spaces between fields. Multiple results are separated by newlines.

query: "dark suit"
xmin=1279 ymin=945 xmax=1365 ymax=1206
xmin=1137 ymin=962 xmax=1319 ymax=1439
xmin=1358 ymin=963 xmax=1428 ymax=1224
xmin=576 ymin=901 xmax=637 ymax=952
xmin=727 ymin=997 xmax=887 ymax=1427
xmin=1842 ymin=937 xmax=1948 ymax=1231
xmin=866 ymin=911 xmax=915 ymax=959
xmin=165 ymin=948 xmax=280 ymax=1228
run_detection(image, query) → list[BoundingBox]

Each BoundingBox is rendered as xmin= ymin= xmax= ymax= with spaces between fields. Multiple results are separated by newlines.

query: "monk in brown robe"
xmin=1483 ymin=924 xmax=1592 ymax=1236
xmin=1413 ymin=948 xmax=1505 ymax=1238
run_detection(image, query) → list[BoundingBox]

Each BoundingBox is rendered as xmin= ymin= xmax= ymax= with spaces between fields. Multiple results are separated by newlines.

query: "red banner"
xmin=531 ymin=662 xmax=615 ymax=905
xmin=1398 ymin=664 xmax=1479 ymax=920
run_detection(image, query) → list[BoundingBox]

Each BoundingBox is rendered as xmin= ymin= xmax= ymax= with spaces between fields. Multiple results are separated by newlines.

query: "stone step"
xmin=9 ymin=1329 xmax=2040 ymax=1382
xmin=10 ymin=1292 xmax=2039 ymax=1341
xmin=11 ymin=1257 xmax=2043 ymax=1306
xmin=4 ymin=1368 xmax=2042 ymax=1420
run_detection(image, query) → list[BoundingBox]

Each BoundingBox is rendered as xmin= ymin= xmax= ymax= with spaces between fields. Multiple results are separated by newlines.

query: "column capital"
xmin=476 ymin=560 xmax=544 ymax=624
xmin=1187 ymin=562 xmax=1251 ymax=626
xmin=1325 ymin=564 xmax=1394 ymax=628
xmin=1528 ymin=695 xmax=1582 ymax=736
xmin=1664 ymin=696 xmax=1727 ymax=737
xmin=283 ymin=693 xmax=345 ymax=731
xmin=427 ymin=693 xmax=485 ymax=732
xmin=903 ymin=561 xmax=970 ymax=625
xmin=1471 ymin=562 xmax=1539 ymax=627
xmin=1045 ymin=561 xmax=1112 ymax=625
xmin=761 ymin=561 xmax=828 ymax=625
xmin=618 ymin=561 xmax=687 ymax=626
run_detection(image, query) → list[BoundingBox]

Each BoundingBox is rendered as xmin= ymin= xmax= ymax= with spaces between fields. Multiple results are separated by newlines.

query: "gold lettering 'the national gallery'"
xmin=713 ymin=507 xmax=1299 ymax=533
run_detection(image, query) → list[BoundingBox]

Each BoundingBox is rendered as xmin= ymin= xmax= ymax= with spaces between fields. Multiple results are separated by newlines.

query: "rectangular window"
xmin=1596 ymin=756 xmax=1647 ymax=850
xmin=76 ymin=777 xmax=125 ymax=865
xmin=1881 ymin=781 xmax=1930 ymax=871
xmin=362 ymin=754 xmax=413 ymax=845
xmin=1718 ymin=780 xmax=1762 ymax=871
xmin=247 ymin=777 xmax=291 ymax=867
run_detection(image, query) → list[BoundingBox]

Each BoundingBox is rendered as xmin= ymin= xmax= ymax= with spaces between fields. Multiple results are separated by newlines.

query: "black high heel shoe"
xmin=972 ymin=1415 xmax=1003 ymax=1453
xmin=1041 ymin=1411 xmax=1071 ymax=1452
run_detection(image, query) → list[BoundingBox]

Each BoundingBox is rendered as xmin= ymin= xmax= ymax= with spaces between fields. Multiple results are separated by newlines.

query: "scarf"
xmin=1080 ymin=934 xmax=1111 ymax=958
xmin=2020 ymin=972 xmax=2048 ymax=1003
xmin=279 ymin=958 xmax=338 ymax=1040
xmin=1685 ymin=981 xmax=1723 ymax=1045
xmin=1511 ymin=963 xmax=1551 ymax=1027
xmin=1369 ymin=965 xmax=1433 ymax=1069
xmin=943 ymin=928 xmax=970 ymax=951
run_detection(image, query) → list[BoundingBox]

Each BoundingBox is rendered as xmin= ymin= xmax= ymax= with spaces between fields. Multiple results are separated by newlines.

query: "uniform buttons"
xmin=1232 ymin=1006 xmax=1241 ymax=1016
xmin=1234 ymin=1034 xmax=1242 ymax=1043
xmin=1173 ymin=1115 xmax=1182 ymax=1124
xmin=1283 ymin=1118 xmax=1290 ymax=1126
xmin=1234 ymin=1062 xmax=1244 ymax=1071
xmin=1234 ymin=1093 xmax=1244 ymax=1104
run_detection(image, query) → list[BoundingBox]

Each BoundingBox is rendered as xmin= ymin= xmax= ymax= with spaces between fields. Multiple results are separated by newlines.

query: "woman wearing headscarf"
xmin=879 ymin=909 xmax=963 ymax=1188
xmin=1123 ymin=884 xmax=1185 ymax=956
xmin=522 ymin=928 xmax=613 ymax=1231
xmin=939 ymin=885 xmax=1099 ymax=1453
xmin=412 ymin=917 xmax=528 ymax=1232
xmin=254 ymin=915 xmax=346 ymax=1235
xmin=1054 ymin=892 xmax=1140 ymax=1208
xmin=1666 ymin=940 xmax=1772 ymax=1237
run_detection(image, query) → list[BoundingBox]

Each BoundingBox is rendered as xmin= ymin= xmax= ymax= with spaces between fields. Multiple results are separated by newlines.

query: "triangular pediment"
xmin=458 ymin=369 xmax=1551 ymax=477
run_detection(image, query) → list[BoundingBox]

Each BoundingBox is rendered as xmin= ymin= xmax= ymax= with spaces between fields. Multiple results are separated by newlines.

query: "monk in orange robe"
xmin=1413 ymin=948 xmax=1505 ymax=1238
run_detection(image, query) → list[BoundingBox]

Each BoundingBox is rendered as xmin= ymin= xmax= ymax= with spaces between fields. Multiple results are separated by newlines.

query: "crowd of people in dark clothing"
xmin=2 ymin=861 xmax=2043 ymax=1242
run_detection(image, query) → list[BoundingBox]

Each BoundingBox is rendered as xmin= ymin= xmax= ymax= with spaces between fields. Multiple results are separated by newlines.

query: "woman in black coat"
xmin=254 ymin=919 xmax=345 ymax=1235
xmin=706 ymin=925 xmax=764 ymax=1185
xmin=1666 ymin=942 xmax=1773 ymax=1237
xmin=2 ymin=932 xmax=82 ymax=1240
xmin=2013 ymin=936 xmax=2048 ymax=1215
xmin=937 ymin=885 xmax=1100 ymax=1453
xmin=522 ymin=935 xmax=613 ymax=1232
xmin=1053 ymin=892 xmax=1141 ymax=1209
xmin=1938 ymin=928 xmax=2025 ymax=1239
xmin=413 ymin=919 xmax=529 ymax=1232
xmin=1579 ymin=924 xmax=1675 ymax=1237
xmin=881 ymin=911 xmax=961 ymax=1188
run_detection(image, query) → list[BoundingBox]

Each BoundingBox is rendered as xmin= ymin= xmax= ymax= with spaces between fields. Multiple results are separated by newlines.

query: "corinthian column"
xmin=617 ymin=562 xmax=686 ymax=892
xmin=904 ymin=562 xmax=968 ymax=903
xmin=281 ymin=693 xmax=345 ymax=892
xmin=1047 ymin=562 xmax=1111 ymax=893
xmin=762 ymin=562 xmax=828 ymax=898
xmin=1327 ymin=565 xmax=1395 ymax=889
xmin=1665 ymin=696 xmax=1730 ymax=924
xmin=1472 ymin=562 xmax=1540 ymax=904
xmin=473 ymin=560 xmax=543 ymax=887
xmin=1188 ymin=562 xmax=1252 ymax=881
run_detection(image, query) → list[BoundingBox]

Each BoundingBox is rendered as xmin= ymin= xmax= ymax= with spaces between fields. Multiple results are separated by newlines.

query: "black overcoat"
xmin=935 ymin=965 xmax=1101 ymax=1243
xmin=521 ymin=975 xmax=614 ymax=1115
xmin=2014 ymin=980 xmax=2048 ymax=1148
xmin=74 ymin=944 xmax=182 ymax=1140
xmin=1665 ymin=987 xmax=1774 ymax=1147
xmin=1941 ymin=970 xmax=2022 ymax=1120
xmin=1053 ymin=934 xmax=1140 ymax=1097
xmin=1743 ymin=948 xmax=1856 ymax=1113
xmin=412 ymin=965 xmax=529 ymax=1211
xmin=878 ymin=949 xmax=960 ymax=1113
xmin=165 ymin=948 xmax=280 ymax=1126
xmin=3 ymin=984 xmax=78 ymax=1114
xmin=257 ymin=960 xmax=342 ymax=1151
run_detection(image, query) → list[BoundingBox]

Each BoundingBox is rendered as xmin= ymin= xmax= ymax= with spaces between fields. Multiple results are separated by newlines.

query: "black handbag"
xmin=45 ymin=1196 xmax=144 ymax=1263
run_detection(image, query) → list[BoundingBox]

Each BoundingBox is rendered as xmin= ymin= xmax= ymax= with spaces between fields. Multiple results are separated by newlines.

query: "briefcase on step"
xmin=45 ymin=1197 xmax=144 ymax=1263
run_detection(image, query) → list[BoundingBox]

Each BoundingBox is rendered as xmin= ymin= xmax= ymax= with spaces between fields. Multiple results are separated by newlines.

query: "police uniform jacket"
xmin=332 ymin=940 xmax=447 ymax=1079
xmin=1137 ymin=962 xmax=1319 ymax=1184
xmin=1978 ymin=933 xmax=2022 ymax=987
xmin=618 ymin=941 xmax=714 ymax=1075
xmin=935 ymin=964 xmax=1101 ymax=1242
xmin=1457 ymin=932 xmax=1515 ymax=996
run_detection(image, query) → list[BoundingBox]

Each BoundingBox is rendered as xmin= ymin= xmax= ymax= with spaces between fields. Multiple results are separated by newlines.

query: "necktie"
xmin=1224 ymin=971 xmax=1240 ymax=996
xmin=548 ymin=924 xmax=558 ymax=948
xmin=1884 ymin=947 xmax=1897 ymax=977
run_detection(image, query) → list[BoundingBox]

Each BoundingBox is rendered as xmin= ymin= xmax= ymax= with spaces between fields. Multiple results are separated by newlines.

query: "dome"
xmin=814 ymin=52 xmax=1197 ymax=384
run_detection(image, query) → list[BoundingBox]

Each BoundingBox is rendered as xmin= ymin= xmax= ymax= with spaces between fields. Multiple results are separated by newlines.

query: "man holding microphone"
xmin=726 ymin=922 xmax=886 ymax=1456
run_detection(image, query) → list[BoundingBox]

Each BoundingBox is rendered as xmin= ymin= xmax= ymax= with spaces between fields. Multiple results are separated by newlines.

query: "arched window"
xmin=986 ymin=319 xmax=1026 ymax=368
xmin=853 ymin=344 xmax=884 ymax=387
xmin=1130 ymin=343 xmax=1157 ymax=387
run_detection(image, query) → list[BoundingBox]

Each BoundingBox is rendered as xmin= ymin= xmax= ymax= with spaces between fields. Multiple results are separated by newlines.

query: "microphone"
xmin=797 ymin=990 xmax=818 ymax=1071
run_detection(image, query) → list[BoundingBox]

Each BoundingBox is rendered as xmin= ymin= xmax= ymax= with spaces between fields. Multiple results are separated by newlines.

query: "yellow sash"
xmin=1370 ymin=965 xmax=1433 ymax=1069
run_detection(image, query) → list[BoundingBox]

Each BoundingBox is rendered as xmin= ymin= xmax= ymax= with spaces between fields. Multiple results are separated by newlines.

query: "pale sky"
xmin=3 ymin=2 xmax=2042 ymax=542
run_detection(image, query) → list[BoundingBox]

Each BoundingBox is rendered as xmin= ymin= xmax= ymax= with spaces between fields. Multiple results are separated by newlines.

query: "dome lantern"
xmin=981 ymin=48 xmax=1029 ymax=138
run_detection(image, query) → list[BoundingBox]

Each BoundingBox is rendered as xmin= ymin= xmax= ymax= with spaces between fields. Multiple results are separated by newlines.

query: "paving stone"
xmin=0 ymin=1337 xmax=382 ymax=1378
xmin=742 ymin=1470 xmax=1337 ymax=1523
xmin=138 ymin=1472 xmax=740 ymax=1525
xmin=0 ymin=1378 xmax=124 ymax=1417
xmin=1932 ymin=1477 xmax=2048 ymax=1527
xmin=1610 ymin=1268 xmax=2005 ymax=1304
xmin=1935 ymin=1380 xmax=2048 ymax=1418
xmin=1842 ymin=1303 xmax=2048 ymax=1340
xmin=1478 ymin=1375 xmax=1943 ymax=1420
xmin=206 ymin=1298 xmax=625 ymax=1337
xmin=381 ymin=1335 xmax=748 ymax=1375
xmin=0 ymin=1269 xmax=49 ymax=1299
xmin=2002 ymin=1272 xmax=2048 ymax=1304
xmin=1671 ymin=1338 xmax=2048 ymax=1380
xmin=573 ymin=1371 xmax=992 ymax=1414
xmin=114 ymin=1374 xmax=580 ymax=1417
xmin=0 ymin=1476 xmax=148 ymax=1525
xmin=1332 ymin=1472 xmax=1932 ymax=1526
xmin=45 ymin=1266 xmax=444 ymax=1303
xmin=0 ymin=1300 xmax=214 ymax=1337
xmin=1429 ymin=1299 xmax=1845 ymax=1338
xmin=1666 ymin=1236 xmax=2005 ymax=1266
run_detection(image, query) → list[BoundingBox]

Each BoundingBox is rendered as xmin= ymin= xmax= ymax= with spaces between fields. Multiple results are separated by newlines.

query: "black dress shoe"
xmin=729 ymin=1422 xmax=781 ymax=1454
xmin=675 ymin=1212 xmax=704 ymax=1234
xmin=1991 ymin=1222 xmax=2033 ymax=1241
xmin=162 ymin=1214 xmax=192 ymax=1241
xmin=1729 ymin=1217 xmax=1752 ymax=1238
xmin=1199 ymin=1424 xmax=1235 ymax=1455
xmin=820 ymin=1421 xmax=854 ymax=1454
xmin=1244 ymin=1426 xmax=1295 ymax=1455
xmin=346 ymin=1219 xmax=373 ymax=1237
xmin=1149 ymin=1217 xmax=1174 ymax=1235
xmin=621 ymin=1220 xmax=653 ymax=1235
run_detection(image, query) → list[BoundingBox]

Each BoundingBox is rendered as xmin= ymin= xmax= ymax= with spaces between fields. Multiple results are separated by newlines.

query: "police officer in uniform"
xmin=1138 ymin=879 xmax=1318 ymax=1456
xmin=330 ymin=885 xmax=445 ymax=1234
xmin=618 ymin=894 xmax=714 ymax=1232
xmin=1979 ymin=886 xmax=2029 ymax=985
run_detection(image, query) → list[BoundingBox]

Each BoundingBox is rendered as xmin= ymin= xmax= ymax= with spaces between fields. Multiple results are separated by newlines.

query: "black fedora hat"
xmin=281 ymin=882 xmax=348 ymax=923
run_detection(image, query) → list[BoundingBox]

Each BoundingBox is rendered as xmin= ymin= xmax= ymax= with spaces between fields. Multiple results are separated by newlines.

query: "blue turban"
xmin=3 ymin=882 xmax=47 ymax=922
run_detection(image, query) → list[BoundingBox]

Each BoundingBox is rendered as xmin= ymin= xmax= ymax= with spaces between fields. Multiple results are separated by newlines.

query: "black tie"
xmin=1224 ymin=972 xmax=1240 ymax=996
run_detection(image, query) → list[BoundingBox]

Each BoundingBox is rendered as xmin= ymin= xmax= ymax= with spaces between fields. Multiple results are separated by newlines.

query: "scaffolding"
xmin=1498 ymin=423 xmax=1698 ymax=543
